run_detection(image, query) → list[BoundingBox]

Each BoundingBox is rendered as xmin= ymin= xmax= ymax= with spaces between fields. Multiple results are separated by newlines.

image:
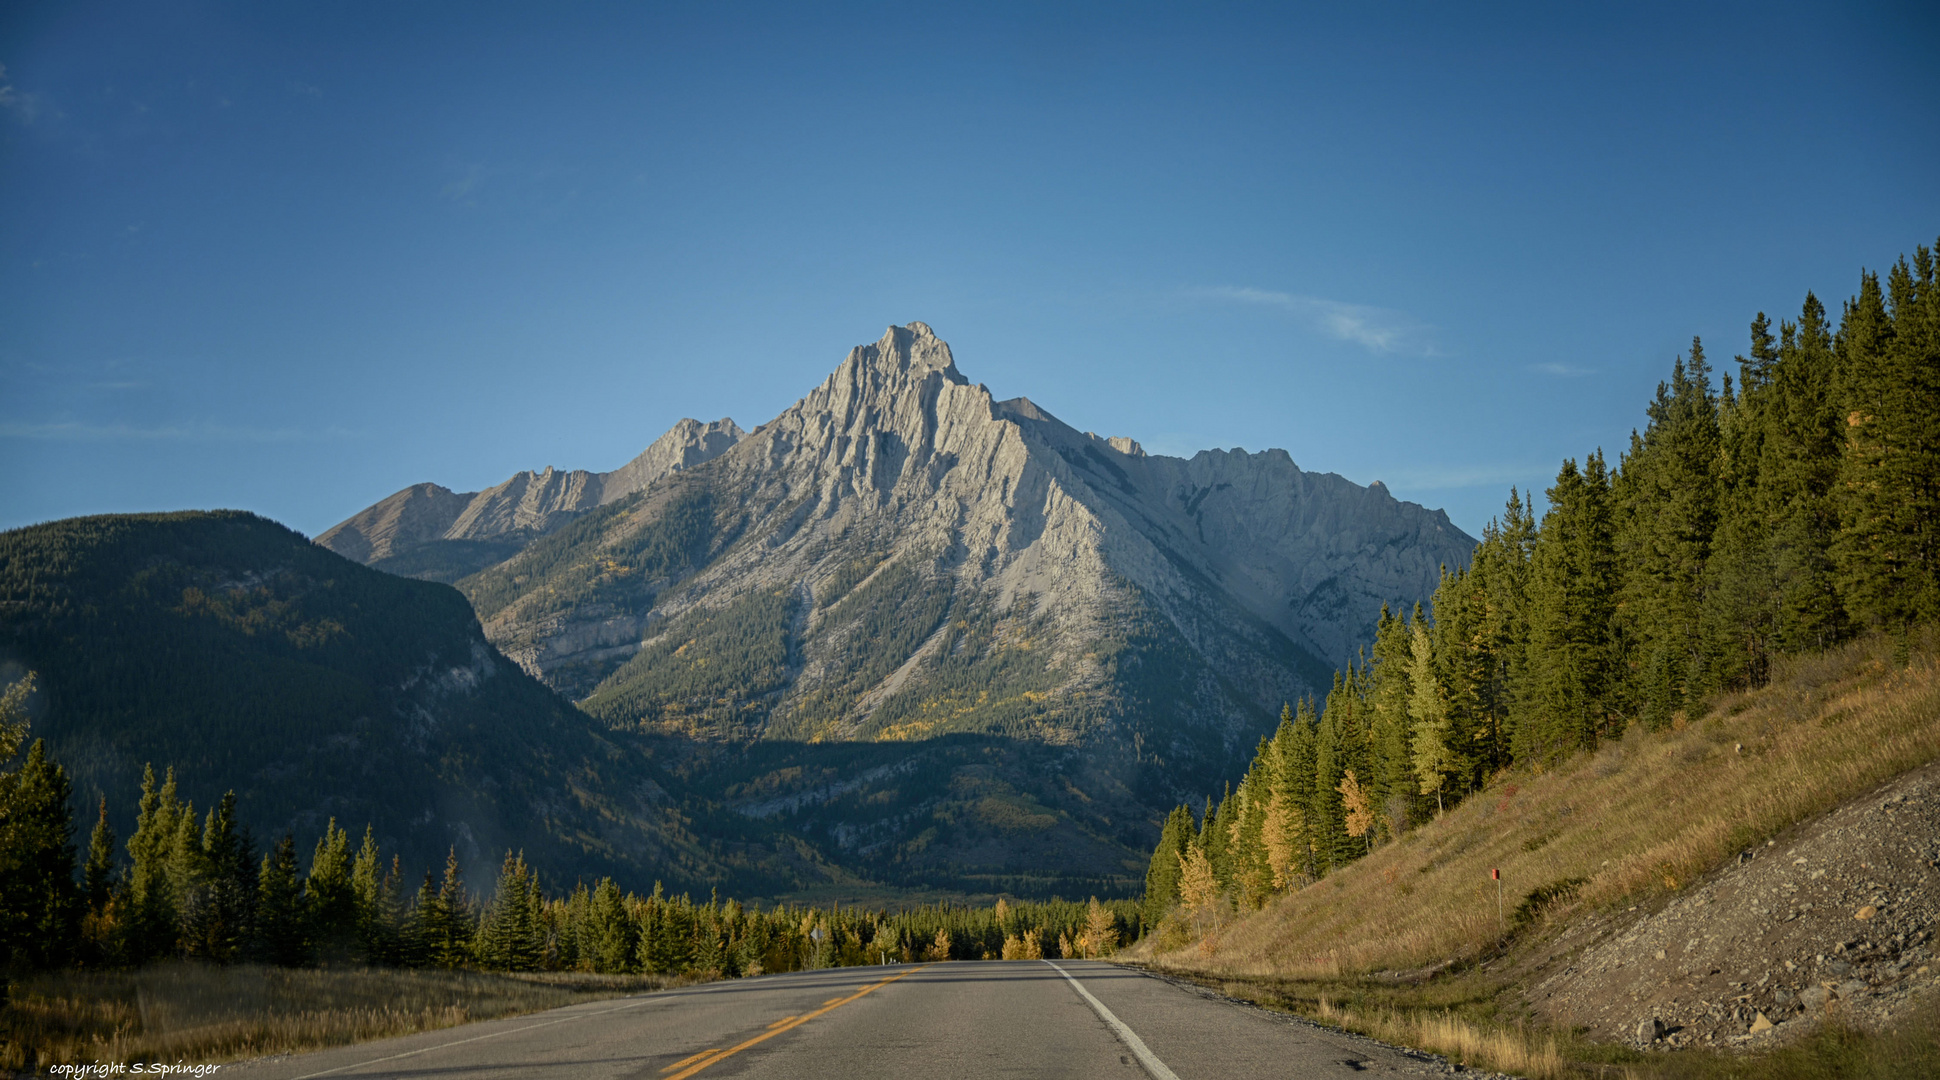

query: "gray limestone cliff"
xmin=318 ymin=417 xmax=743 ymax=582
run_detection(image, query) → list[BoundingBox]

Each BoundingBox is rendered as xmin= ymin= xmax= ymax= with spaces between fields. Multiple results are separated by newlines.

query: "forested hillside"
xmin=0 ymin=512 xmax=829 ymax=898
xmin=1143 ymin=236 xmax=1940 ymax=923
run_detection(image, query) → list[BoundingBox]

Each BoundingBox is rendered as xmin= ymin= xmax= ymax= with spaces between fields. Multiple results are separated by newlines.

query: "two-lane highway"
xmin=231 ymin=961 xmax=1444 ymax=1079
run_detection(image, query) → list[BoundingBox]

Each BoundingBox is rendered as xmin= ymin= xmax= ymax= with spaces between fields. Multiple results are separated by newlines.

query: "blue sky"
xmin=3 ymin=1 xmax=1935 ymax=539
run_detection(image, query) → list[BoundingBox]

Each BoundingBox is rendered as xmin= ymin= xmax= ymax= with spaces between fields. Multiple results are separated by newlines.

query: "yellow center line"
xmin=660 ymin=1049 xmax=722 ymax=1073
xmin=663 ymin=966 xmax=929 ymax=1080
xmin=765 ymin=1015 xmax=799 ymax=1029
xmin=822 ymin=997 xmax=845 ymax=1005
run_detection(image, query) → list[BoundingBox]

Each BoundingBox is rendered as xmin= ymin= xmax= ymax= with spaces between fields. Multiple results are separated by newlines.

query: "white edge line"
xmin=1044 ymin=960 xmax=1183 ymax=1080
xmin=285 ymin=994 xmax=670 ymax=1080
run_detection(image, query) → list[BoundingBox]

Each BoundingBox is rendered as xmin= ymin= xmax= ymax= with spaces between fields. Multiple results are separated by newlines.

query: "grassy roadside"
xmin=1127 ymin=629 xmax=1940 ymax=1078
xmin=1138 ymin=965 xmax=1940 ymax=1079
xmin=0 ymin=964 xmax=684 ymax=1074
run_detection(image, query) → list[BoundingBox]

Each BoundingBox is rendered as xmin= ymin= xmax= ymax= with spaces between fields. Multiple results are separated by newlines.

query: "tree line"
xmin=0 ymin=688 xmax=1135 ymax=981
xmin=1142 ymin=236 xmax=1940 ymax=932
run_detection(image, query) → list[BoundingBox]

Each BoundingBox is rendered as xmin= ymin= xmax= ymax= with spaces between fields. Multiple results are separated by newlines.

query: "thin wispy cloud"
xmin=1528 ymin=361 xmax=1596 ymax=377
xmin=0 ymin=420 xmax=363 ymax=443
xmin=0 ymin=63 xmax=46 ymax=123
xmin=441 ymin=163 xmax=485 ymax=203
xmin=1192 ymin=286 xmax=1440 ymax=357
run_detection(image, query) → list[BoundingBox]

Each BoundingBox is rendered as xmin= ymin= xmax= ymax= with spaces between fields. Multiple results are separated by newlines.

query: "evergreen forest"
xmin=1139 ymin=236 xmax=1940 ymax=935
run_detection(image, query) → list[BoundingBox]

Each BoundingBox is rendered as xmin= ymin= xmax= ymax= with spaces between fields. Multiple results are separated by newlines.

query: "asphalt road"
xmin=228 ymin=961 xmax=1450 ymax=1080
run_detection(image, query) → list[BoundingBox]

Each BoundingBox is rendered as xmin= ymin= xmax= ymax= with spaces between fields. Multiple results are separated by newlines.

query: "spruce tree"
xmin=254 ymin=833 xmax=310 ymax=966
xmin=0 ymin=739 xmax=80 ymax=971
xmin=350 ymin=827 xmax=399 ymax=965
xmin=1407 ymin=621 xmax=1455 ymax=814
xmin=124 ymin=764 xmax=182 ymax=963
xmin=1617 ymin=340 xmax=1723 ymax=721
xmin=83 ymin=797 xmax=117 ymax=914
xmin=476 ymin=851 xmax=544 ymax=972
xmin=589 ymin=877 xmax=638 ymax=974
xmin=1765 ymin=296 xmax=1849 ymax=652
xmin=1832 ymin=247 xmax=1940 ymax=629
xmin=306 ymin=819 xmax=356 ymax=961
xmin=1140 ymin=805 xmax=1193 ymax=929
xmin=1363 ymin=608 xmax=1418 ymax=830
xmin=1518 ymin=455 xmax=1620 ymax=756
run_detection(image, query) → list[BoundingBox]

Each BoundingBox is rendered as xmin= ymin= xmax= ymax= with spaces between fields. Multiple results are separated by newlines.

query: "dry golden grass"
xmin=0 ymin=963 xmax=678 ymax=1073
xmin=1144 ymin=629 xmax=1940 ymax=982
xmin=1312 ymin=996 xmax=1566 ymax=1078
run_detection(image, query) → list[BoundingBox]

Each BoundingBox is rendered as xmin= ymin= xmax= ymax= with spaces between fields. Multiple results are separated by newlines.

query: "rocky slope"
xmin=317 ymin=418 xmax=743 ymax=583
xmin=321 ymin=323 xmax=1474 ymax=894
xmin=1528 ymin=761 xmax=1940 ymax=1049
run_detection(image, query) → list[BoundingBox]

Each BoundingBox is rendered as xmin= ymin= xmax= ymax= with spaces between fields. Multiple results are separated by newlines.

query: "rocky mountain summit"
xmin=320 ymin=323 xmax=1474 ymax=893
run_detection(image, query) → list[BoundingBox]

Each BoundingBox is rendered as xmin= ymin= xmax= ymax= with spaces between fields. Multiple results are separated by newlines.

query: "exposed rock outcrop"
xmin=317 ymin=417 xmax=743 ymax=581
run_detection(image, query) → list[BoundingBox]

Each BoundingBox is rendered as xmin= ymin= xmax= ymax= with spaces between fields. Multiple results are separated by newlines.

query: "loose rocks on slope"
xmin=1528 ymin=760 xmax=1940 ymax=1049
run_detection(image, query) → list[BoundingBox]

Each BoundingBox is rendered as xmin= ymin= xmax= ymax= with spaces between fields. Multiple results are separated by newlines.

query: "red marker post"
xmin=1492 ymin=868 xmax=1503 ymax=935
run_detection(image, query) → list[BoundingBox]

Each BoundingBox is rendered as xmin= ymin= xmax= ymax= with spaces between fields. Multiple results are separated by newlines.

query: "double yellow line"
xmin=660 ymin=965 xmax=929 ymax=1080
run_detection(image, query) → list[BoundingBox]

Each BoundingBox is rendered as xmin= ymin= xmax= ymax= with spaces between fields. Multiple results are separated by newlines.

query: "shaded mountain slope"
xmin=0 ymin=511 xmax=831 ymax=896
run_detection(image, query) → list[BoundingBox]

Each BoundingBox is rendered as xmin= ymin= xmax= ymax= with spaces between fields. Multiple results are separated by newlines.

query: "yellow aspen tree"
xmin=1056 ymin=930 xmax=1074 ymax=959
xmin=1177 ymin=845 xmax=1220 ymax=939
xmin=1085 ymin=897 xmax=1119 ymax=958
xmin=1023 ymin=929 xmax=1044 ymax=959
xmin=1263 ymin=790 xmax=1303 ymax=890
xmin=1339 ymin=769 xmax=1376 ymax=851
xmin=928 ymin=928 xmax=952 ymax=962
xmin=1001 ymin=933 xmax=1024 ymax=959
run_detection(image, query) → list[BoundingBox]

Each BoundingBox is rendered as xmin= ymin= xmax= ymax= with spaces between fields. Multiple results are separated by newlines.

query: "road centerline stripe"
xmin=663 ymin=965 xmax=928 ymax=1080
xmin=1045 ymin=960 xmax=1183 ymax=1080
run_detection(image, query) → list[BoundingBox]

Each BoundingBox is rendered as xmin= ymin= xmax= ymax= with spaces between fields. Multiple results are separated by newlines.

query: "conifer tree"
xmin=1407 ymin=622 xmax=1455 ymax=814
xmin=588 ymin=877 xmax=638 ymax=973
xmin=1140 ymin=805 xmax=1194 ymax=928
xmin=477 ymin=851 xmax=544 ymax=971
xmin=254 ymin=833 xmax=310 ymax=966
xmin=83 ymin=797 xmax=116 ymax=914
xmin=1363 ymin=610 xmax=1418 ymax=831
xmin=350 ymin=827 xmax=400 ymax=965
xmin=1280 ymin=699 xmax=1320 ymax=880
xmin=306 ymin=819 xmax=356 ymax=961
xmin=0 ymin=738 xmax=80 ymax=971
xmin=1518 ymin=455 xmax=1620 ymax=756
xmin=1201 ymin=786 xmax=1235 ymax=892
xmin=124 ymin=765 xmax=182 ymax=963
xmin=426 ymin=847 xmax=473 ymax=969
xmin=1832 ymin=247 xmax=1940 ymax=630
xmin=186 ymin=793 xmax=252 ymax=962
xmin=1617 ymin=341 xmax=1723 ymax=720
